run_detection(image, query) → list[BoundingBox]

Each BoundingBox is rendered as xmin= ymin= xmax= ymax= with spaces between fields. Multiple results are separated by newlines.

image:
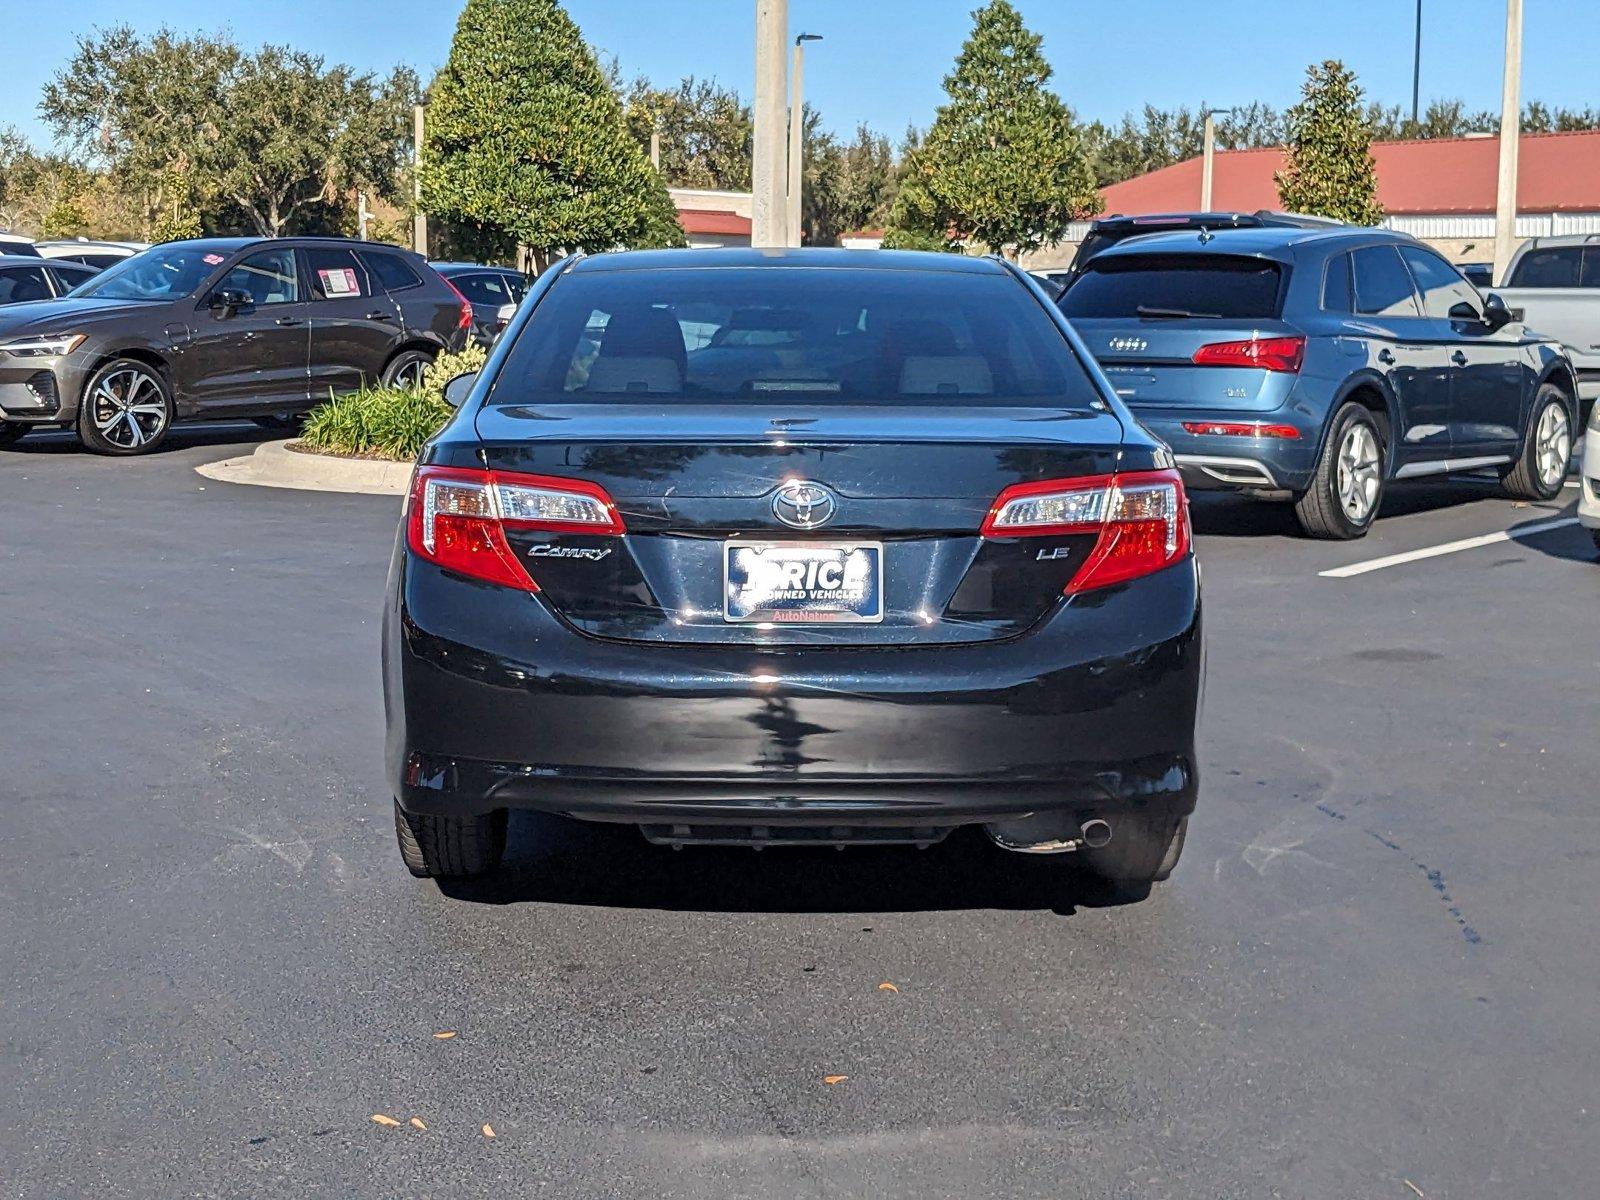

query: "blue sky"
xmin=4 ymin=1 xmax=1596 ymax=149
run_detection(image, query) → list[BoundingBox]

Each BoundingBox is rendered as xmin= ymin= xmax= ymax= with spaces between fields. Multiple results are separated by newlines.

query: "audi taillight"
xmin=981 ymin=469 xmax=1191 ymax=594
xmin=441 ymin=277 xmax=473 ymax=332
xmin=1191 ymin=335 xmax=1305 ymax=373
xmin=405 ymin=465 xmax=624 ymax=590
xmin=1181 ymin=420 xmax=1301 ymax=439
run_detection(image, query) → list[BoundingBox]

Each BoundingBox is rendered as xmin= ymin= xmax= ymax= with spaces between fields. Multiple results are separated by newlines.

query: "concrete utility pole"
xmin=752 ymin=0 xmax=788 ymax=248
xmin=1200 ymin=109 xmax=1225 ymax=211
xmin=357 ymin=191 xmax=371 ymax=240
xmin=412 ymin=104 xmax=428 ymax=256
xmin=787 ymin=33 xmax=822 ymax=247
xmin=1492 ymin=0 xmax=1522 ymax=284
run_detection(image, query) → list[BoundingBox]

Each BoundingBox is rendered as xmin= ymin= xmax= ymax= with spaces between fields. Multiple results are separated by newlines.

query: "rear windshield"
xmin=1058 ymin=254 xmax=1285 ymax=319
xmin=486 ymin=267 xmax=1099 ymax=408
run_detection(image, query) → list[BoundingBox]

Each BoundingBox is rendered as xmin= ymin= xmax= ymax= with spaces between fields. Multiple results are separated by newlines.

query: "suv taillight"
xmin=440 ymin=277 xmax=473 ymax=332
xmin=405 ymin=465 xmax=624 ymax=591
xmin=1191 ymin=335 xmax=1305 ymax=373
xmin=981 ymin=469 xmax=1191 ymax=594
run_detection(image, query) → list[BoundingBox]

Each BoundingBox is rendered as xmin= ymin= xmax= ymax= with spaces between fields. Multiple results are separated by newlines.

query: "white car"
xmin=33 ymin=239 xmax=148 ymax=271
xmin=1581 ymin=404 xmax=1600 ymax=552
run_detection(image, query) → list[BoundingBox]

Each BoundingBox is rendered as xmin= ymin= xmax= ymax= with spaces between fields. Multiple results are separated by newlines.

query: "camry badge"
xmin=1110 ymin=336 xmax=1148 ymax=353
xmin=772 ymin=480 xmax=838 ymax=530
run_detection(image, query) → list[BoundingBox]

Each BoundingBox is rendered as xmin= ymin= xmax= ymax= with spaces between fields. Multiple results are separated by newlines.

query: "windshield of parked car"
xmin=73 ymin=244 xmax=221 ymax=302
xmin=487 ymin=267 xmax=1099 ymax=408
xmin=1059 ymin=254 xmax=1286 ymax=319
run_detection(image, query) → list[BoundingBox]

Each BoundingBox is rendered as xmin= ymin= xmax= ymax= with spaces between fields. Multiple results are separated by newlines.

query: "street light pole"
xmin=1200 ymin=108 xmax=1227 ymax=212
xmin=1412 ymin=0 xmax=1423 ymax=126
xmin=752 ymin=0 xmax=789 ymax=248
xmin=787 ymin=33 xmax=822 ymax=247
xmin=1492 ymin=0 xmax=1523 ymax=284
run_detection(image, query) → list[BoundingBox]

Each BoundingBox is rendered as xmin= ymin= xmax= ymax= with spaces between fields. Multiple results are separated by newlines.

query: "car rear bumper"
xmin=384 ymin=550 xmax=1203 ymax=828
xmin=1580 ymin=423 xmax=1600 ymax=530
xmin=1132 ymin=408 xmax=1322 ymax=493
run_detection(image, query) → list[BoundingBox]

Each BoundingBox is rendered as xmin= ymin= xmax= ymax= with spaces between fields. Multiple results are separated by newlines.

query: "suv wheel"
xmin=382 ymin=349 xmax=434 ymax=391
xmin=1501 ymin=384 xmax=1572 ymax=501
xmin=393 ymin=800 xmax=507 ymax=878
xmin=1293 ymin=402 xmax=1384 ymax=539
xmin=0 ymin=420 xmax=27 ymax=447
xmin=76 ymin=359 xmax=173 ymax=456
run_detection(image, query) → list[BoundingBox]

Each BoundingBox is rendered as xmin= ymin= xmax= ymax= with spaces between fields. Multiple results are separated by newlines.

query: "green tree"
xmin=1276 ymin=60 xmax=1384 ymax=225
xmin=423 ymin=0 xmax=685 ymax=268
xmin=831 ymin=123 xmax=898 ymax=233
xmin=885 ymin=0 xmax=1098 ymax=258
xmin=40 ymin=27 xmax=417 ymax=237
xmin=624 ymin=75 xmax=752 ymax=191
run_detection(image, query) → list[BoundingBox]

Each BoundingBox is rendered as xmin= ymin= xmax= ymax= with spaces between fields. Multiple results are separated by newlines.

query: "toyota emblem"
xmin=772 ymin=480 xmax=838 ymax=530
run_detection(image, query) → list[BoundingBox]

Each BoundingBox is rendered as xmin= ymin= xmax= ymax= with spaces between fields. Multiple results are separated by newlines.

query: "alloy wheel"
xmin=1335 ymin=421 xmax=1381 ymax=523
xmin=88 ymin=367 xmax=167 ymax=450
xmin=1534 ymin=402 xmax=1571 ymax=491
xmin=392 ymin=357 xmax=428 ymax=390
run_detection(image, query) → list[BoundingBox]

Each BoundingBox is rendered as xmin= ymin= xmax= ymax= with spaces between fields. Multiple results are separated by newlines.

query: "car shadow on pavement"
xmin=436 ymin=813 xmax=1145 ymax=915
xmin=1188 ymin=478 xmax=1517 ymax=538
xmin=1 ymin=421 xmax=281 ymax=457
xmin=1509 ymin=503 xmax=1597 ymax=564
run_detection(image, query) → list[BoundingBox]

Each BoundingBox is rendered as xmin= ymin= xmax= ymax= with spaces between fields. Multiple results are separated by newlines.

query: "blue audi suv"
xmin=1057 ymin=227 xmax=1578 ymax=537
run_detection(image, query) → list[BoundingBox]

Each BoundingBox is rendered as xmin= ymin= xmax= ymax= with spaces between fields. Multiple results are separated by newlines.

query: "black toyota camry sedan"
xmin=383 ymin=249 xmax=1203 ymax=895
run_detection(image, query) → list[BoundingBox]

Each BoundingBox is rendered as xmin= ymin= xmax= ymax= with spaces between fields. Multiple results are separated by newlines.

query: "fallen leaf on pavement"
xmin=433 ymin=1031 xmax=456 ymax=1040
xmin=482 ymin=1124 xmax=496 ymax=1138
xmin=370 ymin=1114 xmax=400 ymax=1127
xmin=877 ymin=982 xmax=898 ymax=992
xmin=409 ymin=1117 xmax=427 ymax=1130
xmin=823 ymin=1075 xmax=848 ymax=1086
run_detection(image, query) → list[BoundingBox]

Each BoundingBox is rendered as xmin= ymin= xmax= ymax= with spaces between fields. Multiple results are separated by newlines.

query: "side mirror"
xmin=492 ymin=301 xmax=517 ymax=337
xmin=442 ymin=371 xmax=478 ymax=408
xmin=209 ymin=288 xmax=252 ymax=313
xmin=1448 ymin=300 xmax=1485 ymax=324
xmin=1482 ymin=292 xmax=1515 ymax=329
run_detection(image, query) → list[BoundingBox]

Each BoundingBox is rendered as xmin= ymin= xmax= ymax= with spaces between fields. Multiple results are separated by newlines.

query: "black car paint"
xmin=384 ymin=249 xmax=1202 ymax=847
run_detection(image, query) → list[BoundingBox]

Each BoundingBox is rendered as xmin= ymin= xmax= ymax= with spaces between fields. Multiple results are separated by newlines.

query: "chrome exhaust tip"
xmin=1079 ymin=819 xmax=1113 ymax=849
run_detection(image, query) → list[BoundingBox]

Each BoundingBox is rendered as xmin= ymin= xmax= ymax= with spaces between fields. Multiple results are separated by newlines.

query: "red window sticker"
xmin=202 ymin=253 xmax=225 ymax=265
xmin=318 ymin=267 xmax=360 ymax=297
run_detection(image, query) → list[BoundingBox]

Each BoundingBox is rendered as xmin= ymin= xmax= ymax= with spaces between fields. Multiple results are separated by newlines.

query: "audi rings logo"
xmin=1109 ymin=336 xmax=1148 ymax=353
xmin=772 ymin=480 xmax=838 ymax=530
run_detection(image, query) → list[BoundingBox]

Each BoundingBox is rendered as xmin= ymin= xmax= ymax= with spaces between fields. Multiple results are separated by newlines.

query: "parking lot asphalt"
xmin=4 ymin=426 xmax=1597 ymax=1199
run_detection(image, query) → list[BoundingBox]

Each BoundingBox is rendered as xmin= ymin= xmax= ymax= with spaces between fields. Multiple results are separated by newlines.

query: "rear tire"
xmin=1080 ymin=814 xmax=1187 ymax=888
xmin=0 ymin=420 xmax=27 ymax=447
xmin=1292 ymin=402 xmax=1384 ymax=539
xmin=393 ymin=800 xmax=506 ymax=878
xmin=382 ymin=349 xmax=434 ymax=391
xmin=1501 ymin=384 xmax=1573 ymax=501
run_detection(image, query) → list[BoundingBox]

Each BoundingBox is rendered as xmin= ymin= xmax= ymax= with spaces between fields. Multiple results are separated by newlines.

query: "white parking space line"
xmin=1319 ymin=517 xmax=1579 ymax=579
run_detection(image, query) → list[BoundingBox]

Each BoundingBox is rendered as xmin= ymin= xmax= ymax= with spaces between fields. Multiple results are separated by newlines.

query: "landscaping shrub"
xmin=299 ymin=342 xmax=489 ymax=462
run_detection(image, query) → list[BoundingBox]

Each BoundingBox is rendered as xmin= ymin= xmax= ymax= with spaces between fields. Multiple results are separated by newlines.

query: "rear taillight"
xmin=981 ymin=469 xmax=1190 ymax=594
xmin=405 ymin=465 xmax=624 ymax=590
xmin=441 ymin=277 xmax=473 ymax=332
xmin=1191 ymin=335 xmax=1305 ymax=373
xmin=1181 ymin=420 xmax=1300 ymax=439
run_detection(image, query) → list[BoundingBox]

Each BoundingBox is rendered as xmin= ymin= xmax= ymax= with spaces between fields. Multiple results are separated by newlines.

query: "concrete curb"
xmin=195 ymin=439 xmax=411 ymax=496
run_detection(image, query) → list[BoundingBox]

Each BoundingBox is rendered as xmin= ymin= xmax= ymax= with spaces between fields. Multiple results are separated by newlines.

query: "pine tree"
xmin=422 ymin=0 xmax=684 ymax=267
xmin=884 ymin=0 xmax=1098 ymax=258
xmin=1275 ymin=60 xmax=1385 ymax=226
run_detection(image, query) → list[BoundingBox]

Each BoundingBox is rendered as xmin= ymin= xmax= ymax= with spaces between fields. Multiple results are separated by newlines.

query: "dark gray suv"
xmin=0 ymin=237 xmax=470 ymax=454
xmin=1058 ymin=227 xmax=1579 ymax=538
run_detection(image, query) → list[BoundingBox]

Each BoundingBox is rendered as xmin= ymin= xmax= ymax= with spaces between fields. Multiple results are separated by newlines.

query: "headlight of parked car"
xmin=0 ymin=333 xmax=87 ymax=358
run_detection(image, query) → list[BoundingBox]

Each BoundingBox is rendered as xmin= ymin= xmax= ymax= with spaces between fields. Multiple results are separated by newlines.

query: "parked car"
xmin=431 ymin=261 xmax=526 ymax=345
xmin=0 ymin=236 xmax=469 ymax=454
xmin=1056 ymin=226 xmax=1578 ymax=538
xmin=0 ymin=231 xmax=40 ymax=257
xmin=34 ymin=239 xmax=149 ymax=271
xmin=385 ymin=248 xmax=1202 ymax=894
xmin=0 ymin=254 xmax=98 ymax=306
xmin=1493 ymin=235 xmax=1600 ymax=428
xmin=1041 ymin=210 xmax=1343 ymax=289
xmin=1581 ymin=402 xmax=1600 ymax=552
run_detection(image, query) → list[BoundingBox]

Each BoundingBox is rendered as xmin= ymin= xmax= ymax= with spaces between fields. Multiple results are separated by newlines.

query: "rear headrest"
xmin=899 ymin=355 xmax=994 ymax=396
xmin=584 ymin=356 xmax=683 ymax=394
xmin=598 ymin=305 xmax=686 ymax=371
